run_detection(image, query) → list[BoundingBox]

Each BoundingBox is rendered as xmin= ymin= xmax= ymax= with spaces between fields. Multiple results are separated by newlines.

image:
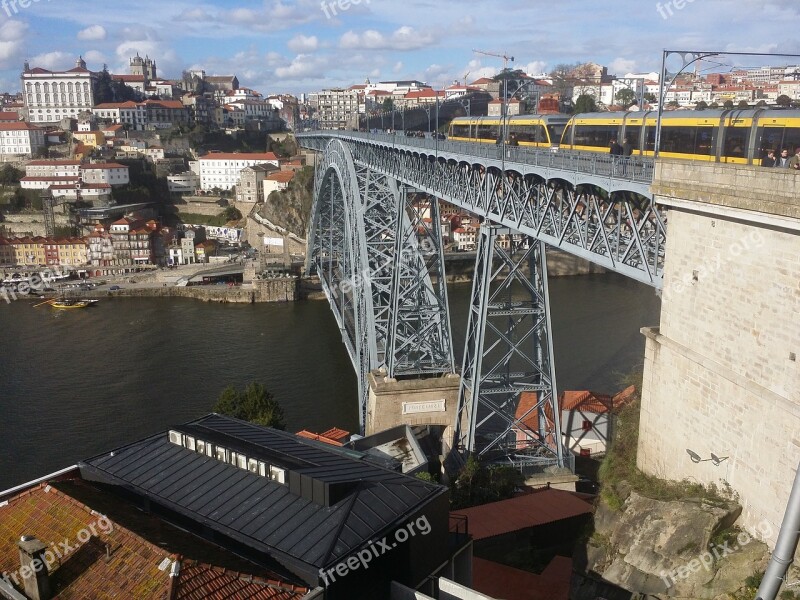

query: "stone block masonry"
xmin=638 ymin=159 xmax=800 ymax=547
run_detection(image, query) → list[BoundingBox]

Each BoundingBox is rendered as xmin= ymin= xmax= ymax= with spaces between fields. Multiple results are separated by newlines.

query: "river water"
xmin=0 ymin=272 xmax=660 ymax=490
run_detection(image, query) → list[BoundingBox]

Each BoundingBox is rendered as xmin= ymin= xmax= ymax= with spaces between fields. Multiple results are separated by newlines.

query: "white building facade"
xmin=0 ymin=122 xmax=45 ymax=158
xmin=198 ymin=153 xmax=280 ymax=191
xmin=22 ymin=57 xmax=97 ymax=125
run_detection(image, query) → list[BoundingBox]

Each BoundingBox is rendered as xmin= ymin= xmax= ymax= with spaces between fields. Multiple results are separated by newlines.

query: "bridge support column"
xmin=455 ymin=225 xmax=568 ymax=471
xmin=367 ymin=369 xmax=462 ymax=455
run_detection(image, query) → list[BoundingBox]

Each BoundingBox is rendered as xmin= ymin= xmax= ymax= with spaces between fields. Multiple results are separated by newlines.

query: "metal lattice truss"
xmin=298 ymin=132 xmax=666 ymax=288
xmin=455 ymin=226 xmax=565 ymax=464
xmin=306 ymin=140 xmax=454 ymax=428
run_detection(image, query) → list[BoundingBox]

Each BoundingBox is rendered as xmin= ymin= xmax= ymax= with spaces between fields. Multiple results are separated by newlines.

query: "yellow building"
xmin=1 ymin=237 xmax=89 ymax=267
xmin=73 ymin=130 xmax=105 ymax=149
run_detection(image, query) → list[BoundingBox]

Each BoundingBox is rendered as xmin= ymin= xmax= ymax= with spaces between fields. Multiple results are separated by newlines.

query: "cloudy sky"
xmin=1 ymin=0 xmax=799 ymax=95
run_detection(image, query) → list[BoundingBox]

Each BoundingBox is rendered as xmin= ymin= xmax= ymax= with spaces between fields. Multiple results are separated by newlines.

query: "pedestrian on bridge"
xmin=761 ymin=149 xmax=777 ymax=167
xmin=777 ymin=148 xmax=791 ymax=167
xmin=789 ymin=147 xmax=800 ymax=170
xmin=610 ymin=137 xmax=623 ymax=175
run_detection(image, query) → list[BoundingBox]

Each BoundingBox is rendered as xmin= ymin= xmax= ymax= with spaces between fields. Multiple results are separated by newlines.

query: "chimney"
xmin=17 ymin=536 xmax=51 ymax=600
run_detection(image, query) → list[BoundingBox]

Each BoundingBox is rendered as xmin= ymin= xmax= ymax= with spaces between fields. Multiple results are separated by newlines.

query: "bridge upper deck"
xmin=297 ymin=130 xmax=655 ymax=196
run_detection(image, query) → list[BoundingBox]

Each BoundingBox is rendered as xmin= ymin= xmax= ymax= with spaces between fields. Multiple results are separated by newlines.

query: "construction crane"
xmin=472 ymin=49 xmax=515 ymax=74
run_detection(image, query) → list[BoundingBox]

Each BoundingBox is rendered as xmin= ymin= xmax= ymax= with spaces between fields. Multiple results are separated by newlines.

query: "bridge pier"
xmin=638 ymin=159 xmax=800 ymax=547
xmin=367 ymin=369 xmax=462 ymax=455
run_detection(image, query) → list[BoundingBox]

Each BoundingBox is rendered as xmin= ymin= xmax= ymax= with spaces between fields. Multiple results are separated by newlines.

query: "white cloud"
xmin=340 ymin=26 xmax=436 ymax=51
xmin=609 ymin=58 xmax=637 ymax=76
xmin=83 ymin=50 xmax=107 ymax=65
xmin=77 ymin=25 xmax=107 ymax=41
xmin=287 ymin=34 xmax=319 ymax=53
xmin=0 ymin=20 xmax=27 ymax=67
xmin=29 ymin=51 xmax=74 ymax=71
xmin=274 ymin=54 xmax=329 ymax=80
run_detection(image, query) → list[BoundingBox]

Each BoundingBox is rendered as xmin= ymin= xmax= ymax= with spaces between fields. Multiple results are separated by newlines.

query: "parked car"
xmin=109 ymin=285 xmax=121 ymax=291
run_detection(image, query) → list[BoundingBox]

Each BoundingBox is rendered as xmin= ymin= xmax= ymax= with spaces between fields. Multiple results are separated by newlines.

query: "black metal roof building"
xmin=79 ymin=414 xmax=451 ymax=599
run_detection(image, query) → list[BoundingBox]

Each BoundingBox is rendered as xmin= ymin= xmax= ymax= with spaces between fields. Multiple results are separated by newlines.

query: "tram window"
xmin=722 ymin=127 xmax=750 ymax=158
xmin=509 ymin=125 xmax=535 ymax=143
xmin=547 ymin=124 xmax=566 ymax=144
xmin=451 ymin=124 xmax=471 ymax=138
xmin=659 ymin=125 xmax=715 ymax=155
xmin=573 ymin=124 xmax=619 ymax=148
xmin=560 ymin=124 xmax=573 ymax=146
xmin=477 ymin=123 xmax=499 ymax=140
xmin=695 ymin=127 xmax=715 ymax=156
xmin=623 ymin=126 xmax=641 ymax=150
xmin=756 ymin=127 xmax=783 ymax=157
xmin=782 ymin=127 xmax=800 ymax=154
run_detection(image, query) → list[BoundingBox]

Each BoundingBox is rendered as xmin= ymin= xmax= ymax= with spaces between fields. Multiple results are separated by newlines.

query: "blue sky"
xmin=1 ymin=0 xmax=799 ymax=95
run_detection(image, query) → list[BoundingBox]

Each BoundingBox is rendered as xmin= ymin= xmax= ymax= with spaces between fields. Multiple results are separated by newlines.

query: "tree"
xmin=776 ymin=94 xmax=792 ymax=107
xmin=695 ymin=100 xmax=708 ymax=111
xmin=0 ymin=164 xmax=22 ymax=186
xmin=709 ymin=101 xmax=720 ymax=109
xmin=449 ymin=454 xmax=524 ymax=509
xmin=643 ymin=92 xmax=657 ymax=104
xmin=723 ymin=99 xmax=734 ymax=109
xmin=756 ymin=99 xmax=767 ymax=107
xmin=737 ymin=100 xmax=750 ymax=109
xmin=615 ymin=88 xmax=636 ymax=108
xmin=574 ymin=94 xmax=597 ymax=114
xmin=213 ymin=382 xmax=286 ymax=429
xmin=667 ymin=100 xmax=680 ymax=108
xmin=222 ymin=205 xmax=242 ymax=222
xmin=382 ymin=98 xmax=394 ymax=112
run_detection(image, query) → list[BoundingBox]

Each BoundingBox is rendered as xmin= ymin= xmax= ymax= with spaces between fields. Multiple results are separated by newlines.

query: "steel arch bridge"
xmin=298 ymin=131 xmax=666 ymax=470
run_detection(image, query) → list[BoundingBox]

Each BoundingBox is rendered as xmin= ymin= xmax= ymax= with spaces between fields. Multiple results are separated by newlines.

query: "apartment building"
xmin=197 ymin=152 xmax=279 ymax=191
xmin=22 ymin=57 xmax=97 ymax=125
xmin=0 ymin=122 xmax=45 ymax=158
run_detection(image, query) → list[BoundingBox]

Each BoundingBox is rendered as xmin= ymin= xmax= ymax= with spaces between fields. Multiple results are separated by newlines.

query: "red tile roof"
xmin=472 ymin=556 xmax=571 ymax=600
xmin=199 ymin=152 xmax=278 ymax=161
xmin=81 ymin=163 xmax=127 ymax=170
xmin=452 ymin=488 xmax=592 ymax=541
xmin=26 ymin=160 xmax=81 ymax=166
xmin=295 ymin=427 xmax=350 ymax=446
xmin=94 ymin=101 xmax=141 ymax=109
xmin=266 ymin=171 xmax=295 ymax=183
xmin=174 ymin=561 xmax=308 ymax=599
xmin=21 ymin=176 xmax=81 ymax=182
xmin=0 ymin=483 xmax=173 ymax=598
xmin=0 ymin=111 xmax=21 ymax=121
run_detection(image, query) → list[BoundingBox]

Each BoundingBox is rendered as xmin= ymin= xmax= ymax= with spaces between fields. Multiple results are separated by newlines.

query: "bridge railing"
xmin=297 ymin=131 xmax=655 ymax=184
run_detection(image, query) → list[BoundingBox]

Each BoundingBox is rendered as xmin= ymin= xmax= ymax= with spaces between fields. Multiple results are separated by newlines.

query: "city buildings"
xmin=315 ymin=88 xmax=361 ymax=130
xmin=21 ymin=57 xmax=97 ymax=125
xmin=197 ymin=152 xmax=280 ymax=191
xmin=0 ymin=121 xmax=45 ymax=158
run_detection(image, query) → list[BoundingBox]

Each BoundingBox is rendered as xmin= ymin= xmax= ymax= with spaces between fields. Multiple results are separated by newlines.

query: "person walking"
xmin=610 ymin=136 xmax=623 ymax=175
xmin=789 ymin=147 xmax=800 ymax=171
xmin=761 ymin=149 xmax=777 ymax=167
xmin=622 ymin=136 xmax=633 ymax=157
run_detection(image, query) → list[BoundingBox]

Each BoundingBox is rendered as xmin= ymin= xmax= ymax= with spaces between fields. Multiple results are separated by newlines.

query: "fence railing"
xmin=297 ymin=130 xmax=655 ymax=184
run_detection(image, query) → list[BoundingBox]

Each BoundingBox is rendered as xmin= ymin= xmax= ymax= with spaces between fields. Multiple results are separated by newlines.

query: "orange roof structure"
xmin=199 ymin=152 xmax=278 ymax=161
xmin=472 ymin=556 xmax=571 ymax=600
xmin=295 ymin=427 xmax=350 ymax=446
xmin=452 ymin=488 xmax=592 ymax=541
xmin=0 ymin=481 xmax=310 ymax=599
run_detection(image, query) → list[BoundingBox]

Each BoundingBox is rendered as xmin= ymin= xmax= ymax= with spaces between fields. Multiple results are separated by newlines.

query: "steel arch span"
xmin=299 ymin=131 xmax=666 ymax=288
xmin=301 ymin=132 xmax=667 ymax=469
xmin=306 ymin=139 xmax=455 ymax=430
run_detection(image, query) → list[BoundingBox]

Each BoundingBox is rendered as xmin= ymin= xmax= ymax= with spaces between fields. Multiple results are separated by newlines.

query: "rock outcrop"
xmin=581 ymin=491 xmax=775 ymax=600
